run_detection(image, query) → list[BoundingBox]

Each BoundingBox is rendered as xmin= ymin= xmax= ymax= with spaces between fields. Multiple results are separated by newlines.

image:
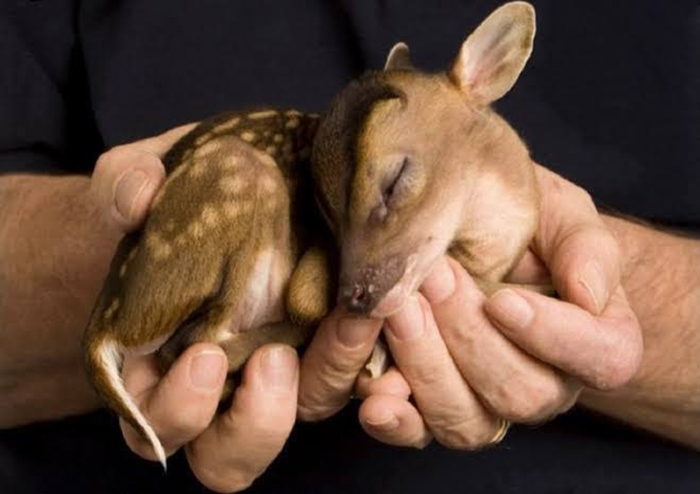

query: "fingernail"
xmin=387 ymin=296 xmax=425 ymax=341
xmin=189 ymin=351 xmax=227 ymax=391
xmin=337 ymin=316 xmax=380 ymax=349
xmin=421 ymin=257 xmax=456 ymax=304
xmin=115 ymin=170 xmax=150 ymax=222
xmin=579 ymin=260 xmax=607 ymax=314
xmin=488 ymin=289 xmax=534 ymax=330
xmin=365 ymin=412 xmax=399 ymax=431
xmin=261 ymin=346 xmax=298 ymax=392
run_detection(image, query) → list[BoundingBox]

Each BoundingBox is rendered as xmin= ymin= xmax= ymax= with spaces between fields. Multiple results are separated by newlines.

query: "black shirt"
xmin=1 ymin=1 xmax=699 ymax=493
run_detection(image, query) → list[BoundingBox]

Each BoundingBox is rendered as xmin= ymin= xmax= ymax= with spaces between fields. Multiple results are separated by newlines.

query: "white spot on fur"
xmin=240 ymin=131 xmax=256 ymax=142
xmin=219 ymin=176 xmax=245 ymax=195
xmin=221 ymin=155 xmax=240 ymax=169
xmin=188 ymin=221 xmax=204 ymax=239
xmin=146 ymin=233 xmax=172 ymax=260
xmin=259 ymin=174 xmax=278 ymax=194
xmin=189 ymin=162 xmax=206 ymax=178
xmin=254 ymin=149 xmax=277 ymax=168
xmin=285 ymin=118 xmax=300 ymax=129
xmin=104 ymin=298 xmax=120 ymax=319
xmin=213 ymin=117 xmax=241 ymax=133
xmin=248 ymin=110 xmax=277 ymax=120
xmin=201 ymin=205 xmax=219 ymax=227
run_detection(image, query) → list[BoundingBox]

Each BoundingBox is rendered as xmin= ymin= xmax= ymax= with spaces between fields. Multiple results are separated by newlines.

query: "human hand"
xmin=298 ymin=164 xmax=643 ymax=450
xmin=93 ymin=127 xmax=302 ymax=491
xmin=120 ymin=343 xmax=299 ymax=492
xmin=2 ymin=123 xmax=301 ymax=492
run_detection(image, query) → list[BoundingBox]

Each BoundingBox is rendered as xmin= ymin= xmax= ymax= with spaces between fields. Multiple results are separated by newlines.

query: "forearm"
xmin=0 ymin=173 xmax=113 ymax=425
xmin=580 ymin=214 xmax=700 ymax=448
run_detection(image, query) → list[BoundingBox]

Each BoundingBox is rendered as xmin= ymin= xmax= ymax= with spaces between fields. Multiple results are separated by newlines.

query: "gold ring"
xmin=489 ymin=418 xmax=511 ymax=445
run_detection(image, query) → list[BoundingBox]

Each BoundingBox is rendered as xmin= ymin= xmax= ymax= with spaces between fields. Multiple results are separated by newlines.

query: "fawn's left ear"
xmin=450 ymin=1 xmax=535 ymax=106
xmin=384 ymin=42 xmax=414 ymax=71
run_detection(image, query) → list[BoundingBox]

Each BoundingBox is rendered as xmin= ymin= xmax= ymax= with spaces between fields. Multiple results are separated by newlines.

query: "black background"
xmin=1 ymin=1 xmax=699 ymax=492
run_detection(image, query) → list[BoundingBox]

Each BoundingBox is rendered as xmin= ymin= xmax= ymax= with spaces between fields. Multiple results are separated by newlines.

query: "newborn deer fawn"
xmin=84 ymin=1 xmax=544 ymax=467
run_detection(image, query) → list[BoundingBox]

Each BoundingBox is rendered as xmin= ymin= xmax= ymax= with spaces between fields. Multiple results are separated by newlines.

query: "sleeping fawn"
xmin=84 ymin=1 xmax=545 ymax=467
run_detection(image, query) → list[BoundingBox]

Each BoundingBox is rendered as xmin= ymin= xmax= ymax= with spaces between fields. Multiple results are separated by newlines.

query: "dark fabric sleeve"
xmin=0 ymin=0 xmax=101 ymax=176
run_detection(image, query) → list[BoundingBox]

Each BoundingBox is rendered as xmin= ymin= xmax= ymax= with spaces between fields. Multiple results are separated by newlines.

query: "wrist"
xmin=582 ymin=214 xmax=700 ymax=448
xmin=0 ymin=174 xmax=116 ymax=390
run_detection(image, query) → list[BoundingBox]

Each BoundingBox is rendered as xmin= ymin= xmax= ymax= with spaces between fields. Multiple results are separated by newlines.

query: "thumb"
xmin=90 ymin=123 xmax=197 ymax=234
xmin=91 ymin=147 xmax=165 ymax=233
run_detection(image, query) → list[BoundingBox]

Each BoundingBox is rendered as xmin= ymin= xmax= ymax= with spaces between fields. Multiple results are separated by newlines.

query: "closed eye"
xmin=381 ymin=157 xmax=409 ymax=205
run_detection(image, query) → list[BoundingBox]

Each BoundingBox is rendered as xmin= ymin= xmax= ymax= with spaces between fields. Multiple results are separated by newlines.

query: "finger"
xmin=119 ymin=343 xmax=227 ymax=460
xmin=533 ymin=165 xmax=620 ymax=314
xmin=186 ymin=345 xmax=298 ymax=493
xmin=91 ymin=148 xmax=165 ymax=232
xmin=298 ymin=308 xmax=382 ymax=421
xmin=485 ymin=286 xmax=643 ymax=390
xmin=359 ymin=394 xmax=432 ymax=449
xmin=422 ymin=257 xmax=581 ymax=423
xmin=356 ymin=366 xmax=411 ymax=400
xmin=384 ymin=294 xmax=501 ymax=449
xmin=90 ymin=123 xmax=197 ymax=232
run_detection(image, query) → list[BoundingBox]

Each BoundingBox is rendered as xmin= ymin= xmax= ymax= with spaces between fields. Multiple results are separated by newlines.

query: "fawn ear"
xmin=384 ymin=42 xmax=414 ymax=71
xmin=449 ymin=2 xmax=535 ymax=105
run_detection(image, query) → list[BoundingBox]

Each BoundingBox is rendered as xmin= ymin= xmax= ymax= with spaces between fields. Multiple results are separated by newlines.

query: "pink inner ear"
xmin=462 ymin=22 xmax=516 ymax=87
xmin=451 ymin=3 xmax=535 ymax=105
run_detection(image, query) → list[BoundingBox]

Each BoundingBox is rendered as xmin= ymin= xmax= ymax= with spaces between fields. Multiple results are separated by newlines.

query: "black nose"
xmin=338 ymin=283 xmax=375 ymax=314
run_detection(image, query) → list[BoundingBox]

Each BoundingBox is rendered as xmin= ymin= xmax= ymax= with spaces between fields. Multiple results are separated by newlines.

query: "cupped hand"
xmin=299 ymin=164 xmax=643 ymax=450
xmin=93 ymin=127 xmax=302 ymax=492
xmin=120 ymin=343 xmax=299 ymax=493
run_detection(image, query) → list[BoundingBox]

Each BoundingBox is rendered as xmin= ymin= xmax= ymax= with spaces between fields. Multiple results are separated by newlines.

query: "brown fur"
xmin=84 ymin=1 xmax=546 ymax=464
xmin=83 ymin=109 xmax=333 ymax=465
xmin=312 ymin=2 xmax=543 ymax=315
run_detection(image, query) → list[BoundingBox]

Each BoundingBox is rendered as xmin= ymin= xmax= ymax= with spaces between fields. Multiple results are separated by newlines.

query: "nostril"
xmin=351 ymin=285 xmax=366 ymax=304
xmin=338 ymin=283 xmax=373 ymax=313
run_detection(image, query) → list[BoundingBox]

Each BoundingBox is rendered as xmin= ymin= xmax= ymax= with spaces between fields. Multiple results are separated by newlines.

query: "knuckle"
xmin=496 ymin=382 xmax=565 ymax=423
xmin=432 ymin=417 xmax=488 ymax=451
xmin=93 ymin=151 xmax=115 ymax=179
xmin=500 ymin=396 xmax=538 ymax=423
xmin=326 ymin=353 xmax=364 ymax=378
xmin=297 ymin=400 xmax=342 ymax=422
xmin=568 ymin=183 xmax=597 ymax=212
xmin=95 ymin=146 xmax=129 ymax=170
